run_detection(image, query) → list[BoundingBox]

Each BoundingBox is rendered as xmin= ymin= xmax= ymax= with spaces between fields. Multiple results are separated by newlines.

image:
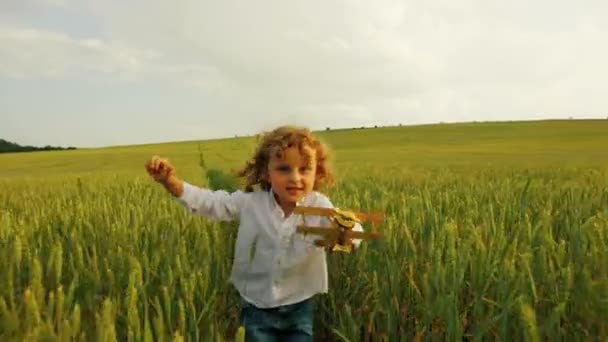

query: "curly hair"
xmin=236 ymin=125 xmax=334 ymax=192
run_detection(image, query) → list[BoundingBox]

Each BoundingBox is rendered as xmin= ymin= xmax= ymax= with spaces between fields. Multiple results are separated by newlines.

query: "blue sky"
xmin=1 ymin=0 xmax=607 ymax=147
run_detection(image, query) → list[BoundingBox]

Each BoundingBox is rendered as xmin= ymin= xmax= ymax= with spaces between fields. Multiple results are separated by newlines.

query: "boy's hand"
xmin=145 ymin=156 xmax=183 ymax=196
xmin=145 ymin=155 xmax=175 ymax=183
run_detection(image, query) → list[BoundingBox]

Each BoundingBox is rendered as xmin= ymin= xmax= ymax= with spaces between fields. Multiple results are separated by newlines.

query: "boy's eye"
xmin=277 ymin=165 xmax=290 ymax=172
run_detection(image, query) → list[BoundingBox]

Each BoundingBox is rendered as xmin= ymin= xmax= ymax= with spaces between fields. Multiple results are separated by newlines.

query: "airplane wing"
xmin=293 ymin=207 xmax=336 ymax=216
xmin=344 ymin=230 xmax=383 ymax=240
xmin=295 ymin=226 xmax=341 ymax=239
xmin=295 ymin=206 xmax=384 ymax=224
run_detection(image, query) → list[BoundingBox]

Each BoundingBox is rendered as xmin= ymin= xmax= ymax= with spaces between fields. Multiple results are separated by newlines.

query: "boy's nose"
xmin=290 ymin=170 xmax=302 ymax=181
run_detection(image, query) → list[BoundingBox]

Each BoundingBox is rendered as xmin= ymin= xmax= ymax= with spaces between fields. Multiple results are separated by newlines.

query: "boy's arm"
xmin=146 ymin=156 xmax=246 ymax=221
xmin=163 ymin=175 xmax=184 ymax=197
xmin=174 ymin=180 xmax=248 ymax=221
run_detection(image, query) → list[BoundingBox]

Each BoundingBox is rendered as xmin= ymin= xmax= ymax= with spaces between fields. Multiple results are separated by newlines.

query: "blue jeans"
xmin=239 ymin=296 xmax=314 ymax=341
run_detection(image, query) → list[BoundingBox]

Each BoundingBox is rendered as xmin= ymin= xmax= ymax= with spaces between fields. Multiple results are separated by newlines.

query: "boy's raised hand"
xmin=145 ymin=155 xmax=184 ymax=197
xmin=145 ymin=155 xmax=175 ymax=183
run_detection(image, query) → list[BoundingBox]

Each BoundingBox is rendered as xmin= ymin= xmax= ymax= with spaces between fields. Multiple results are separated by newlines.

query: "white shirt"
xmin=176 ymin=181 xmax=362 ymax=308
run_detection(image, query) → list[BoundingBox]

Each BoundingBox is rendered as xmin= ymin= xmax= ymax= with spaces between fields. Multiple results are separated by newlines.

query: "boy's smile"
xmin=267 ymin=146 xmax=317 ymax=215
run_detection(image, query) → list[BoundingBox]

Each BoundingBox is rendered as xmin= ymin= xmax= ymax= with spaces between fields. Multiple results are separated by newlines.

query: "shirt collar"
xmin=268 ymin=188 xmax=308 ymax=218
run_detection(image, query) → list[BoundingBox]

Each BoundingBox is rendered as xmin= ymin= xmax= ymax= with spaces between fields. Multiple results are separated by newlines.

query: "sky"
xmin=1 ymin=0 xmax=607 ymax=148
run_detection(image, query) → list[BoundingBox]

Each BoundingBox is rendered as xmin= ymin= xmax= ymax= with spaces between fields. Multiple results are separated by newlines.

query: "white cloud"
xmin=2 ymin=0 xmax=608 ymax=146
xmin=0 ymin=25 xmax=150 ymax=79
xmin=87 ymin=0 xmax=607 ymax=126
xmin=0 ymin=25 xmax=227 ymax=90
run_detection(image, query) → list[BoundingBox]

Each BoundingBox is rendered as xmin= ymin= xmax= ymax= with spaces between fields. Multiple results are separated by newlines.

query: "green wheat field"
xmin=1 ymin=120 xmax=607 ymax=341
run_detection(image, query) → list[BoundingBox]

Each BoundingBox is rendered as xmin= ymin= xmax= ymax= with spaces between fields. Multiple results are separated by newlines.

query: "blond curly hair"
xmin=237 ymin=125 xmax=334 ymax=192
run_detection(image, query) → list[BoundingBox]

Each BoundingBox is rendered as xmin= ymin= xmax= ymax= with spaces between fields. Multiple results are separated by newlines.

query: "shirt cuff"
xmin=175 ymin=181 xmax=199 ymax=211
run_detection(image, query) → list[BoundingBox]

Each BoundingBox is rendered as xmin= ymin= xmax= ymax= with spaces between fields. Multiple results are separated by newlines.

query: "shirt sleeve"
xmin=176 ymin=181 xmax=249 ymax=221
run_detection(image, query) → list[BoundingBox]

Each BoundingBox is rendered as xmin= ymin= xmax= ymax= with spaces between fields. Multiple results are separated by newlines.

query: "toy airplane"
xmin=294 ymin=206 xmax=384 ymax=253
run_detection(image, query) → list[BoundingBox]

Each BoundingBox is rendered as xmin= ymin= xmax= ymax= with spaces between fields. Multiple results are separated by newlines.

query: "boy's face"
xmin=267 ymin=146 xmax=317 ymax=211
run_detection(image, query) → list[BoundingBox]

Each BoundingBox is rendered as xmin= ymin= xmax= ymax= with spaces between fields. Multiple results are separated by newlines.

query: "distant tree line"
xmin=0 ymin=139 xmax=77 ymax=153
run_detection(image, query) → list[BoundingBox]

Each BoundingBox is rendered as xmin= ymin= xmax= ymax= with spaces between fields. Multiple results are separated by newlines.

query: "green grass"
xmin=0 ymin=119 xmax=607 ymax=341
xmin=2 ymin=119 xmax=607 ymax=179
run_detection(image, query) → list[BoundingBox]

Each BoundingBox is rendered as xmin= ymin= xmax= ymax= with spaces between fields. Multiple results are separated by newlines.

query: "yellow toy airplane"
xmin=294 ymin=206 xmax=384 ymax=253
